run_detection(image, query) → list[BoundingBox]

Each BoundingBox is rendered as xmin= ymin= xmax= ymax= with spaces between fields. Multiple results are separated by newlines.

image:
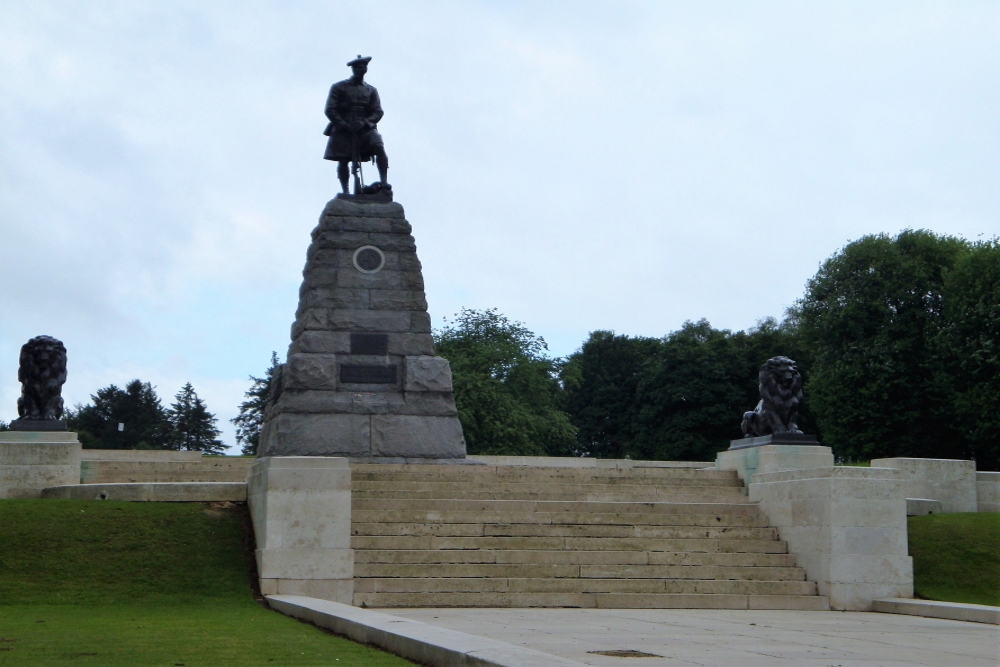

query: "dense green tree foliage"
xmin=561 ymin=319 xmax=808 ymax=462
xmin=168 ymin=382 xmax=224 ymax=454
xmin=435 ymin=308 xmax=577 ymax=456
xmin=67 ymin=380 xmax=173 ymax=450
xmin=559 ymin=331 xmax=664 ymax=458
xmin=231 ymin=352 xmax=280 ymax=456
xmin=932 ymin=240 xmax=1000 ymax=468
xmin=795 ymin=230 xmax=999 ymax=468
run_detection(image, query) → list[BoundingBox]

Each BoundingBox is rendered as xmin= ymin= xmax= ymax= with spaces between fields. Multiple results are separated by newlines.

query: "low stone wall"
xmin=870 ymin=458 xmax=977 ymax=514
xmin=977 ymin=472 xmax=1000 ymax=513
xmin=748 ymin=466 xmax=912 ymax=611
xmin=41 ymin=482 xmax=246 ymax=502
xmin=248 ymin=457 xmax=354 ymax=603
xmin=80 ymin=450 xmax=204 ymax=462
xmin=80 ymin=458 xmax=253 ymax=484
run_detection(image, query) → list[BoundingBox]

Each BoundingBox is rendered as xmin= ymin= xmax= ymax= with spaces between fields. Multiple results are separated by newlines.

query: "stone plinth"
xmin=728 ymin=433 xmax=820 ymax=450
xmin=870 ymin=457 xmax=977 ymax=514
xmin=716 ymin=444 xmax=834 ymax=488
xmin=749 ymin=466 xmax=912 ymax=611
xmin=258 ymin=198 xmax=466 ymax=461
xmin=0 ymin=431 xmax=81 ymax=499
xmin=248 ymin=456 xmax=354 ymax=603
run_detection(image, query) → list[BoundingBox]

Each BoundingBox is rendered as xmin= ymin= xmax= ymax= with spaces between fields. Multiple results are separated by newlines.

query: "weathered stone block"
xmin=370 ymin=415 xmax=466 ymax=458
xmin=290 ymin=331 xmax=352 ymax=354
xmin=388 ymin=333 xmax=435 ymax=356
xmin=369 ymin=290 xmax=428 ymax=311
xmin=285 ymin=354 xmax=338 ymax=390
xmin=327 ymin=309 xmax=413 ymax=333
xmin=260 ymin=413 xmax=370 ymax=457
xmin=405 ymin=356 xmax=454 ymax=392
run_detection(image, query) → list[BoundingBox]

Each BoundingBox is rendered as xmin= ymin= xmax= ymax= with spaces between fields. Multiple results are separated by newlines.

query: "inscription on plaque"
xmin=350 ymin=333 xmax=389 ymax=355
xmin=341 ymin=364 xmax=398 ymax=384
xmin=353 ymin=245 xmax=385 ymax=273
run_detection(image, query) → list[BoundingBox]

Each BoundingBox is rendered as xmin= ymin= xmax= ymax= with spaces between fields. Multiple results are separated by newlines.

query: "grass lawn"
xmin=908 ymin=512 xmax=1000 ymax=607
xmin=0 ymin=499 xmax=412 ymax=666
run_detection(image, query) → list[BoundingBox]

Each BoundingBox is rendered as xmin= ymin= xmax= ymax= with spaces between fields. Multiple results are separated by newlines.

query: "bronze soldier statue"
xmin=324 ymin=55 xmax=390 ymax=195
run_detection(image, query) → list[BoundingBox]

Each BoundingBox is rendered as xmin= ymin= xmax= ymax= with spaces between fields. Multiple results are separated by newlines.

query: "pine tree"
xmin=68 ymin=380 xmax=173 ymax=449
xmin=168 ymin=382 xmax=224 ymax=454
xmin=231 ymin=352 xmax=280 ymax=456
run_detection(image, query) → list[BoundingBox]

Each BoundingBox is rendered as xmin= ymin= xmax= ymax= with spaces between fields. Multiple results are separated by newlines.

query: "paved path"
xmin=383 ymin=608 xmax=1000 ymax=666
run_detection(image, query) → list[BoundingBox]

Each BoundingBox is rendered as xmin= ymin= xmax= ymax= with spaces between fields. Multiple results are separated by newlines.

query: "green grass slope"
xmin=908 ymin=512 xmax=1000 ymax=607
xmin=0 ymin=499 xmax=412 ymax=666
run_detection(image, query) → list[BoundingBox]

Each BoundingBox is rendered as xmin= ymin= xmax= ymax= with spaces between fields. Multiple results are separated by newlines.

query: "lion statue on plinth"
xmin=741 ymin=355 xmax=803 ymax=437
xmin=15 ymin=335 xmax=68 ymax=422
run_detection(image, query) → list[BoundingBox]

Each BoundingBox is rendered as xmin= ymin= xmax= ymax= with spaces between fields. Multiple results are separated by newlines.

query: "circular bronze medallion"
xmin=353 ymin=245 xmax=385 ymax=274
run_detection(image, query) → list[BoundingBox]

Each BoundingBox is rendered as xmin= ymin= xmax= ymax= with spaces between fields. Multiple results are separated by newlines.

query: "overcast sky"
xmin=2 ymin=1 xmax=997 ymax=452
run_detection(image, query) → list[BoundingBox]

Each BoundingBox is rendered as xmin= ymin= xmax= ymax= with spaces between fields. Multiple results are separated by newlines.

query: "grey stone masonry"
xmin=259 ymin=197 xmax=467 ymax=460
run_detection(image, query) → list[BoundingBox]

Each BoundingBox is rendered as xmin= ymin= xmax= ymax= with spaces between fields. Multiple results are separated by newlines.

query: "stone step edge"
xmin=352 ymin=500 xmax=757 ymax=512
xmin=873 ymin=598 xmax=1000 ymax=625
xmin=266 ymin=594 xmax=585 ymax=667
xmin=353 ymin=592 xmax=831 ymax=610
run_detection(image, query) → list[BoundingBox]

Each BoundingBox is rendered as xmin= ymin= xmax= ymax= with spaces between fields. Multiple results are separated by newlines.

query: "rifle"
xmin=350 ymin=131 xmax=365 ymax=195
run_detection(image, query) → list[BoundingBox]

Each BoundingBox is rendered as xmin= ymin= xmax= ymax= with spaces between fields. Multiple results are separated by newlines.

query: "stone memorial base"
xmin=0 ymin=431 xmax=82 ymax=498
xmin=716 ymin=443 xmax=834 ymax=487
xmin=9 ymin=419 xmax=68 ymax=431
xmin=248 ymin=457 xmax=354 ymax=603
xmin=728 ymin=432 xmax=820 ymax=450
xmin=258 ymin=197 xmax=466 ymax=461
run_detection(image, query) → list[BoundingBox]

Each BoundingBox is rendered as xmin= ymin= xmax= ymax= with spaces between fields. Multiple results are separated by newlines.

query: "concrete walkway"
xmin=385 ymin=607 xmax=999 ymax=666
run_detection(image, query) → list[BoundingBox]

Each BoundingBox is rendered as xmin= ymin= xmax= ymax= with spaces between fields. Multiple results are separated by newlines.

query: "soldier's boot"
xmin=337 ymin=161 xmax=350 ymax=194
xmin=375 ymin=152 xmax=389 ymax=189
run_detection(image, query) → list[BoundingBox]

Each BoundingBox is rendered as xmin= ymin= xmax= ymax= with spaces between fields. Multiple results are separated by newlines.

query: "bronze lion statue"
xmin=741 ymin=356 xmax=803 ymax=437
xmin=15 ymin=335 xmax=68 ymax=422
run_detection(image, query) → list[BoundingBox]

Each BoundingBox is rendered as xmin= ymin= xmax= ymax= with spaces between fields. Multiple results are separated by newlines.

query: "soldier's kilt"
xmin=324 ymin=128 xmax=384 ymax=161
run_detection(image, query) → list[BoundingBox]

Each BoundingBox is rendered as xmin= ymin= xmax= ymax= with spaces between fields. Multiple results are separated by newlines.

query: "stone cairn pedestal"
xmin=258 ymin=197 xmax=467 ymax=461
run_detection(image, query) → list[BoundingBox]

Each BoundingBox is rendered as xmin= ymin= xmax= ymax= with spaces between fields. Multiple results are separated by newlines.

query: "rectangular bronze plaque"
xmin=340 ymin=364 xmax=398 ymax=384
xmin=350 ymin=333 xmax=389 ymax=355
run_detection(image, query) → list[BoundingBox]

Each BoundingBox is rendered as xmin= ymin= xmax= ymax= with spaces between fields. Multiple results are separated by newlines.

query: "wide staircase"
xmin=350 ymin=462 xmax=829 ymax=610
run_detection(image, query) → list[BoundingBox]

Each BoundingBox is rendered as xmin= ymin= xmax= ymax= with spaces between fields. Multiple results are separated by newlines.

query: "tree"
xmin=67 ymin=380 xmax=173 ymax=450
xmin=560 ymin=331 xmax=665 ymax=458
xmin=795 ymin=229 xmax=970 ymax=462
xmin=231 ymin=352 xmax=280 ymax=456
xmin=934 ymin=239 xmax=1000 ymax=469
xmin=561 ymin=319 xmax=810 ymax=461
xmin=435 ymin=308 xmax=577 ymax=457
xmin=168 ymin=382 xmax=224 ymax=455
xmin=0 ymin=420 xmax=8 ymax=431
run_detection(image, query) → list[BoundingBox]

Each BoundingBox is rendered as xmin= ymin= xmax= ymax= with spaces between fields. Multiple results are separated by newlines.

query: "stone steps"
xmin=354 ymin=549 xmax=798 ymax=567
xmin=352 ymin=498 xmax=756 ymax=513
xmin=352 ymin=468 xmax=737 ymax=485
xmin=352 ymin=522 xmax=780 ymax=540
xmin=352 ymin=508 xmax=771 ymax=526
xmin=355 ymin=577 xmax=816 ymax=595
xmin=353 ymin=489 xmax=747 ymax=502
xmin=357 ymin=592 xmax=829 ymax=610
xmin=350 ymin=463 xmax=828 ymax=610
